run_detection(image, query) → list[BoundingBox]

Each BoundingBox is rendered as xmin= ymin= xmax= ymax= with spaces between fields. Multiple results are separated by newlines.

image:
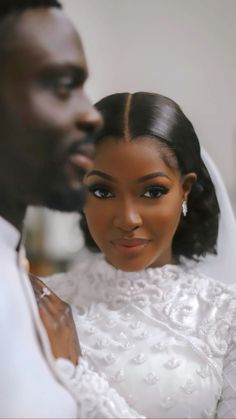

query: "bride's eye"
xmin=87 ymin=185 xmax=114 ymax=199
xmin=142 ymin=185 xmax=169 ymax=199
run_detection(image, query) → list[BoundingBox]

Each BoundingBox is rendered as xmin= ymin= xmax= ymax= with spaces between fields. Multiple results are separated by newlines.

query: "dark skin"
xmin=0 ymin=8 xmax=102 ymax=229
xmin=84 ymin=138 xmax=197 ymax=271
xmin=0 ymin=8 xmax=102 ymax=364
xmin=29 ymin=274 xmax=80 ymax=365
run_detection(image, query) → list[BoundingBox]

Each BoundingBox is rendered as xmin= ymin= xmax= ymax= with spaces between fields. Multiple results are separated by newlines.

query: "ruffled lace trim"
xmin=55 ymin=357 xmax=144 ymax=418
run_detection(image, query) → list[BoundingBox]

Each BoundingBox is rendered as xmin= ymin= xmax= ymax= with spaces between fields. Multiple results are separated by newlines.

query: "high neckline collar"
xmin=93 ymin=250 xmax=196 ymax=281
xmin=0 ymin=215 xmax=21 ymax=250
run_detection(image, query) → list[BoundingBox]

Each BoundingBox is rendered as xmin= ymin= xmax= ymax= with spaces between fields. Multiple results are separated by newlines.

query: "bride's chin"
xmin=105 ymin=257 xmax=150 ymax=272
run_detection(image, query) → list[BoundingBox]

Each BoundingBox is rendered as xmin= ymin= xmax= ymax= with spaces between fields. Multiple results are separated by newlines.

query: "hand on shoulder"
xmin=29 ymin=274 xmax=80 ymax=366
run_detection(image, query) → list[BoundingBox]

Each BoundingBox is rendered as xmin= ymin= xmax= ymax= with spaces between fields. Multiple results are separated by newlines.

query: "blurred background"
xmin=26 ymin=0 xmax=236 ymax=275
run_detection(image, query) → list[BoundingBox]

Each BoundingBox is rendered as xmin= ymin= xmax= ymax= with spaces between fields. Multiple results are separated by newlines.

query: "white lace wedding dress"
xmin=45 ymin=249 xmax=236 ymax=418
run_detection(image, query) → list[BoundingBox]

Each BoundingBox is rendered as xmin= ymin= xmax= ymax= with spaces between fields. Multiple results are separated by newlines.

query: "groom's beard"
xmin=44 ymin=139 xmax=94 ymax=213
xmin=44 ymin=184 xmax=86 ymax=213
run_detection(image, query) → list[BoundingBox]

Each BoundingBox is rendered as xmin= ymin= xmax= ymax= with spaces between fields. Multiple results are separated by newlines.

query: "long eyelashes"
xmin=87 ymin=184 xmax=169 ymax=200
xmin=87 ymin=184 xmax=114 ymax=199
xmin=142 ymin=185 xmax=169 ymax=199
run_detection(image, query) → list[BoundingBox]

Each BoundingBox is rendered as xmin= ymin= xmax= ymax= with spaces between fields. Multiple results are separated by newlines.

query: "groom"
xmin=0 ymin=1 xmax=101 ymax=417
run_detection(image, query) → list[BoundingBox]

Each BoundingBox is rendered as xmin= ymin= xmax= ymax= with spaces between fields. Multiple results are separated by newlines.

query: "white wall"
xmin=63 ymin=0 xmax=236 ymax=205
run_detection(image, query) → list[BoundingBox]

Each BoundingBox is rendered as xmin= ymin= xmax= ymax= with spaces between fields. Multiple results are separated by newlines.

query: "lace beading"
xmin=55 ymin=357 xmax=143 ymax=418
xmin=57 ymin=252 xmax=236 ymax=363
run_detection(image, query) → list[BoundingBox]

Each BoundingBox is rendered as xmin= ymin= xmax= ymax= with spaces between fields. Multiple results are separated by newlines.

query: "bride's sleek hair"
xmin=80 ymin=92 xmax=220 ymax=260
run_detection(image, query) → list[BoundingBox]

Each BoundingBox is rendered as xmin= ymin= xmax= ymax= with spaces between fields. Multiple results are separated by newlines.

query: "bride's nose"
xmin=113 ymin=198 xmax=143 ymax=232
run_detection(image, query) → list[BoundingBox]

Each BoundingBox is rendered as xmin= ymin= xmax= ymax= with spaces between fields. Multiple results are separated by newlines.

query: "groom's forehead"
xmin=0 ymin=1 xmax=61 ymax=44
xmin=0 ymin=0 xmax=65 ymax=60
xmin=0 ymin=8 xmax=87 ymax=81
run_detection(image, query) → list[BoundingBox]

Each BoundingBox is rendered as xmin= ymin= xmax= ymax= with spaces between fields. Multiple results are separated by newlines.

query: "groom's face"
xmin=0 ymin=7 xmax=102 ymax=211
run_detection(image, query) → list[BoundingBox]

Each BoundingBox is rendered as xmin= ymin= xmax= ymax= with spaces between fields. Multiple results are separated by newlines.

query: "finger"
xmin=29 ymin=274 xmax=73 ymax=324
xmin=39 ymin=304 xmax=80 ymax=364
xmin=31 ymin=282 xmax=52 ymax=306
xmin=29 ymin=274 xmax=54 ymax=298
xmin=30 ymin=281 xmax=44 ymax=303
xmin=30 ymin=274 xmax=67 ymax=308
xmin=29 ymin=274 xmax=61 ymax=309
xmin=38 ymin=295 xmax=73 ymax=330
xmin=38 ymin=295 xmax=71 ymax=320
xmin=29 ymin=273 xmax=45 ymax=291
xmin=38 ymin=302 xmax=60 ymax=332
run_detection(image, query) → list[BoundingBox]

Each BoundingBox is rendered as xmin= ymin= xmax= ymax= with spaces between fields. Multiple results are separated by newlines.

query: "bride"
xmin=44 ymin=92 xmax=236 ymax=418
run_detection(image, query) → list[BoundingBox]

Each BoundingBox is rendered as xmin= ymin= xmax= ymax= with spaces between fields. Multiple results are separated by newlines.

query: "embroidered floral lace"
xmin=45 ymin=249 xmax=236 ymax=418
xmin=55 ymin=357 xmax=142 ymax=418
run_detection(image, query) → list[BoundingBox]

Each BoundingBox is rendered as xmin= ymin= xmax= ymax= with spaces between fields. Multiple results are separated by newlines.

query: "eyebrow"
xmin=137 ymin=172 xmax=171 ymax=182
xmin=86 ymin=170 xmax=115 ymax=182
xmin=86 ymin=170 xmax=171 ymax=182
xmin=40 ymin=63 xmax=88 ymax=82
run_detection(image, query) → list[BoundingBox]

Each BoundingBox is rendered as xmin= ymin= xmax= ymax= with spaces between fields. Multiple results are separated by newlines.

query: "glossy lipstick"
xmin=112 ymin=238 xmax=150 ymax=254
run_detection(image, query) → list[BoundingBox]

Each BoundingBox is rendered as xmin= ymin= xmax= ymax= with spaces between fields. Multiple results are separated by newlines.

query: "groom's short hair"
xmin=0 ymin=0 xmax=62 ymax=44
xmin=0 ymin=0 xmax=62 ymax=20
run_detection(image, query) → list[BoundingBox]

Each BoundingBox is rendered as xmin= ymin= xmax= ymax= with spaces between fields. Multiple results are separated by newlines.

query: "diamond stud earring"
xmin=182 ymin=200 xmax=188 ymax=217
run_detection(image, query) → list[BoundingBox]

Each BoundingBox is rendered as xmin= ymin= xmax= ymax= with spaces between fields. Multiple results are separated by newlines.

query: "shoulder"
xmin=181 ymin=259 xmax=236 ymax=317
xmin=43 ymin=248 xmax=109 ymax=305
xmin=180 ymin=257 xmax=236 ymax=295
xmin=70 ymin=248 xmax=105 ymax=275
xmin=179 ymin=261 xmax=236 ymax=357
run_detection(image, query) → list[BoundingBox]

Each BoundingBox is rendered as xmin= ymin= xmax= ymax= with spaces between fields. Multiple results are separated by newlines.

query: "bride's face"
xmin=83 ymin=137 xmax=195 ymax=271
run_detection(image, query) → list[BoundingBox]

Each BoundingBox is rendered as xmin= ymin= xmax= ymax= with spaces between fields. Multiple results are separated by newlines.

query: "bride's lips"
xmin=112 ymin=238 xmax=150 ymax=254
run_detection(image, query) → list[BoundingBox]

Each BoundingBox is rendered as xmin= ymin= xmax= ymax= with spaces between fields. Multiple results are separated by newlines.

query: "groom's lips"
xmin=64 ymin=152 xmax=94 ymax=188
xmin=69 ymin=153 xmax=93 ymax=171
xmin=62 ymin=134 xmax=95 ymax=185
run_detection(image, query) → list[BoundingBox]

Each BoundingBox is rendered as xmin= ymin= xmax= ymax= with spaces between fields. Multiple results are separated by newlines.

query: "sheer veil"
xmin=197 ymin=148 xmax=236 ymax=285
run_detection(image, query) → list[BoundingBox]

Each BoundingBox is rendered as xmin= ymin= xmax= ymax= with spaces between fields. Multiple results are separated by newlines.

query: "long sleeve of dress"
xmin=44 ymin=257 xmax=144 ymax=418
xmin=216 ymin=322 xmax=236 ymax=418
xmin=55 ymin=357 xmax=144 ymax=418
